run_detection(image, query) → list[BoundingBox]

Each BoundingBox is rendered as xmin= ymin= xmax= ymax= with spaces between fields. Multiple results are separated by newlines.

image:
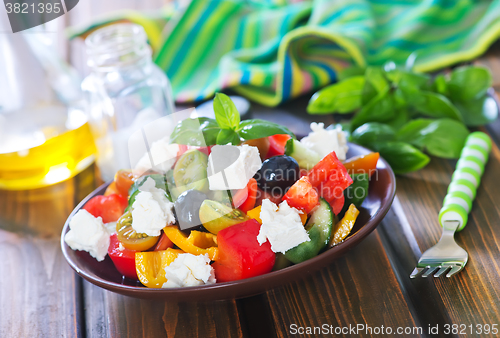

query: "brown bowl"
xmin=61 ymin=143 xmax=396 ymax=301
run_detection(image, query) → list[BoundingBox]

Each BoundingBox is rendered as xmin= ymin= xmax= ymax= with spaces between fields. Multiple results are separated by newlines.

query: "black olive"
xmin=254 ymin=155 xmax=299 ymax=194
xmin=174 ymin=190 xmax=208 ymax=231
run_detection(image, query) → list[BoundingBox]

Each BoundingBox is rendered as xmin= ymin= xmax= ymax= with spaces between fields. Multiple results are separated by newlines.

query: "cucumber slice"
xmin=284 ymin=198 xmax=334 ymax=264
xmin=284 ymin=139 xmax=321 ymax=170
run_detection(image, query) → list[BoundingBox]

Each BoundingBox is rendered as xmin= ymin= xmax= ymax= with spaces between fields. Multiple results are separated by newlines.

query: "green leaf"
xmin=371 ymin=141 xmax=430 ymax=174
xmin=344 ymin=173 xmax=369 ymax=207
xmin=237 ymin=119 xmax=295 ymax=140
xmin=412 ymin=91 xmax=462 ymax=121
xmin=213 ymin=93 xmax=240 ymax=130
xmin=351 ymin=93 xmax=396 ymax=131
xmin=350 ymin=122 xmax=395 ymax=146
xmin=387 ymin=69 xmax=430 ymax=88
xmin=448 ymin=66 xmax=492 ymax=102
xmin=365 ymin=67 xmax=389 ymax=94
xmin=385 ymin=109 xmax=411 ymax=130
xmin=418 ymin=119 xmax=469 ymax=159
xmin=432 ymin=74 xmax=448 ymax=96
xmin=170 ymin=117 xmax=220 ymax=146
xmin=396 ymin=119 xmax=433 ymax=147
xmin=216 ymin=128 xmax=241 ymax=145
xmin=338 ymin=65 xmax=366 ymax=81
xmin=307 ymin=76 xmax=365 ymax=114
xmin=454 ymin=94 xmax=498 ymax=127
xmin=361 ymin=79 xmax=378 ymax=104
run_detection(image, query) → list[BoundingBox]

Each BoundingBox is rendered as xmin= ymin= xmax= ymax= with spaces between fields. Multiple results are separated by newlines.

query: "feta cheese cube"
xmin=134 ymin=137 xmax=180 ymax=174
xmin=300 ymin=122 xmax=348 ymax=160
xmin=64 ymin=209 xmax=110 ymax=262
xmin=163 ymin=253 xmax=216 ymax=288
xmin=257 ymin=199 xmax=310 ymax=253
xmin=131 ymin=177 xmax=175 ymax=236
xmin=207 ymin=144 xmax=262 ymax=190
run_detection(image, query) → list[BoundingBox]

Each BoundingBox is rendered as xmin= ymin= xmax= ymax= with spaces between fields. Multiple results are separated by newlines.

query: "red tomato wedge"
xmin=266 ymin=134 xmax=291 ymax=158
xmin=255 ymin=188 xmax=282 ymax=206
xmin=212 ymin=219 xmax=275 ymax=282
xmin=282 ymin=176 xmax=319 ymax=214
xmin=232 ymin=178 xmax=258 ymax=212
xmin=153 ymin=232 xmax=174 ymax=251
xmin=108 ymin=233 xmax=138 ymax=280
xmin=329 ymin=194 xmax=345 ymax=216
xmin=83 ymin=194 xmax=128 ymax=223
xmin=307 ymin=151 xmax=352 ymax=215
xmin=342 ymin=152 xmax=379 ymax=176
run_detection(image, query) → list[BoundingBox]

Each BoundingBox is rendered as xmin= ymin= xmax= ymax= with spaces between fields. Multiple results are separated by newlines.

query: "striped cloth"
xmin=71 ymin=0 xmax=500 ymax=106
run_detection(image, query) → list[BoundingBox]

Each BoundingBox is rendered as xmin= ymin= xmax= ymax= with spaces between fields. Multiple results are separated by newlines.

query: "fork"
xmin=410 ymin=132 xmax=492 ymax=278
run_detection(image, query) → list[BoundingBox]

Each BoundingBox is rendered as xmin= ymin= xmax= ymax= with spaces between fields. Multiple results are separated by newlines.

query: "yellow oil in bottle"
xmin=0 ymin=121 xmax=96 ymax=190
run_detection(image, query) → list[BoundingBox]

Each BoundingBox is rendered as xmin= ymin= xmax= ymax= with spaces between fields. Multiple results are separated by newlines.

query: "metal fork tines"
xmin=410 ymin=221 xmax=468 ymax=278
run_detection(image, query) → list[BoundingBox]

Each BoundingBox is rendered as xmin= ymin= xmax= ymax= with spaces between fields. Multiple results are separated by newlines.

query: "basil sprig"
xmin=308 ymin=64 xmax=496 ymax=174
xmin=171 ymin=93 xmax=295 ymax=146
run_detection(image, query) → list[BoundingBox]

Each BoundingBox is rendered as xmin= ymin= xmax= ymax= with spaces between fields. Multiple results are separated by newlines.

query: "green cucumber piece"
xmin=284 ymin=139 xmax=321 ymax=170
xmin=284 ymin=198 xmax=334 ymax=264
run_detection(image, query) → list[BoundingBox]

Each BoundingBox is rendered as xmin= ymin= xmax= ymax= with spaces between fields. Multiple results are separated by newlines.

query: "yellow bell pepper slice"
xmin=163 ymin=225 xmax=219 ymax=261
xmin=135 ymin=248 xmax=184 ymax=288
xmin=329 ymin=204 xmax=359 ymax=247
xmin=247 ymin=205 xmax=307 ymax=225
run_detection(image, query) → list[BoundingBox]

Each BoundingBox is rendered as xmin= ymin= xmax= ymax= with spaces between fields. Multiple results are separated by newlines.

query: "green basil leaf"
xmin=365 ymin=67 xmax=389 ymax=94
xmin=418 ymin=119 xmax=469 ymax=159
xmin=344 ymin=173 xmax=369 ymax=207
xmin=338 ymin=65 xmax=366 ymax=81
xmin=216 ymin=128 xmax=241 ymax=145
xmin=387 ymin=69 xmax=430 ymax=88
xmin=350 ymin=122 xmax=395 ymax=146
xmin=448 ymin=66 xmax=492 ymax=102
xmin=237 ymin=119 xmax=295 ymax=140
xmin=213 ymin=93 xmax=240 ymax=129
xmin=385 ymin=109 xmax=411 ymax=131
xmin=351 ymin=93 xmax=396 ymax=131
xmin=307 ymin=76 xmax=365 ymax=114
xmin=396 ymin=118 xmax=433 ymax=147
xmin=411 ymin=91 xmax=462 ymax=121
xmin=454 ymin=94 xmax=498 ymax=127
xmin=432 ymin=74 xmax=448 ymax=96
xmin=371 ymin=141 xmax=430 ymax=174
xmin=361 ymin=78 xmax=378 ymax=104
xmin=170 ymin=117 xmax=220 ymax=146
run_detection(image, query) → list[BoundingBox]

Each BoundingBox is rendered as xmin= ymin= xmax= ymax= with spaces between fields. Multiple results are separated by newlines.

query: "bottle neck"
xmin=85 ymin=23 xmax=152 ymax=73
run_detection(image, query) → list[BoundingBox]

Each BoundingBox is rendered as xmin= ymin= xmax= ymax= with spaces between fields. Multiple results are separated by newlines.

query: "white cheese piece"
xmin=104 ymin=221 xmax=117 ymax=235
xmin=131 ymin=177 xmax=175 ymax=236
xmin=64 ymin=209 xmax=110 ymax=262
xmin=257 ymin=199 xmax=310 ymax=253
xmin=162 ymin=253 xmax=216 ymax=288
xmin=134 ymin=137 xmax=180 ymax=174
xmin=300 ymin=122 xmax=348 ymax=160
xmin=207 ymin=144 xmax=262 ymax=190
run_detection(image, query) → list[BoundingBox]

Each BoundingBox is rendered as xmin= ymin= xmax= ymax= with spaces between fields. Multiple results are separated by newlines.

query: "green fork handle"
xmin=438 ymin=132 xmax=492 ymax=231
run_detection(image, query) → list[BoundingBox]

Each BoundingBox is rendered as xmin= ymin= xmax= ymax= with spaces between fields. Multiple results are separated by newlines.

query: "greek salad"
xmin=65 ymin=94 xmax=379 ymax=288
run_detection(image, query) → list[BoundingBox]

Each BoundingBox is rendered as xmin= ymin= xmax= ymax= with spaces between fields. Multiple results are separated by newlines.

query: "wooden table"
xmin=3 ymin=28 xmax=500 ymax=338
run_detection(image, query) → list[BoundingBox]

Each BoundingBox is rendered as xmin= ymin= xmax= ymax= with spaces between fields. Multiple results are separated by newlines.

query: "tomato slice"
xmin=327 ymin=193 xmax=345 ymax=216
xmin=342 ymin=152 xmax=379 ymax=176
xmin=307 ymin=152 xmax=352 ymax=191
xmin=153 ymin=231 xmax=174 ymax=251
xmin=108 ymin=233 xmax=138 ymax=279
xmin=212 ymin=219 xmax=275 ymax=282
xmin=232 ymin=178 xmax=258 ymax=212
xmin=116 ymin=211 xmax=160 ymax=251
xmin=266 ymin=134 xmax=291 ymax=158
xmin=254 ymin=187 xmax=282 ymax=206
xmin=282 ymin=176 xmax=319 ymax=214
xmin=83 ymin=194 xmax=128 ymax=223
xmin=114 ymin=170 xmax=138 ymax=197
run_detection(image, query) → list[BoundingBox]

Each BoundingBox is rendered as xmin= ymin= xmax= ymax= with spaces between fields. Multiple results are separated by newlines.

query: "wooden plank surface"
xmin=0 ymin=165 xmax=96 ymax=338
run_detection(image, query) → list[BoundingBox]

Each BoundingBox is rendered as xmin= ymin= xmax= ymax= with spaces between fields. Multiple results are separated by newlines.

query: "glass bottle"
xmin=82 ymin=23 xmax=174 ymax=181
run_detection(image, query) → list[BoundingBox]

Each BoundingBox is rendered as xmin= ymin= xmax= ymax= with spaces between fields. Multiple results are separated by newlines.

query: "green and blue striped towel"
xmin=72 ymin=0 xmax=500 ymax=106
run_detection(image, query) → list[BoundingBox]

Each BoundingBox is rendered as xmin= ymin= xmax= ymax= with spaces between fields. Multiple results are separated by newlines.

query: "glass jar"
xmin=82 ymin=23 xmax=175 ymax=181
